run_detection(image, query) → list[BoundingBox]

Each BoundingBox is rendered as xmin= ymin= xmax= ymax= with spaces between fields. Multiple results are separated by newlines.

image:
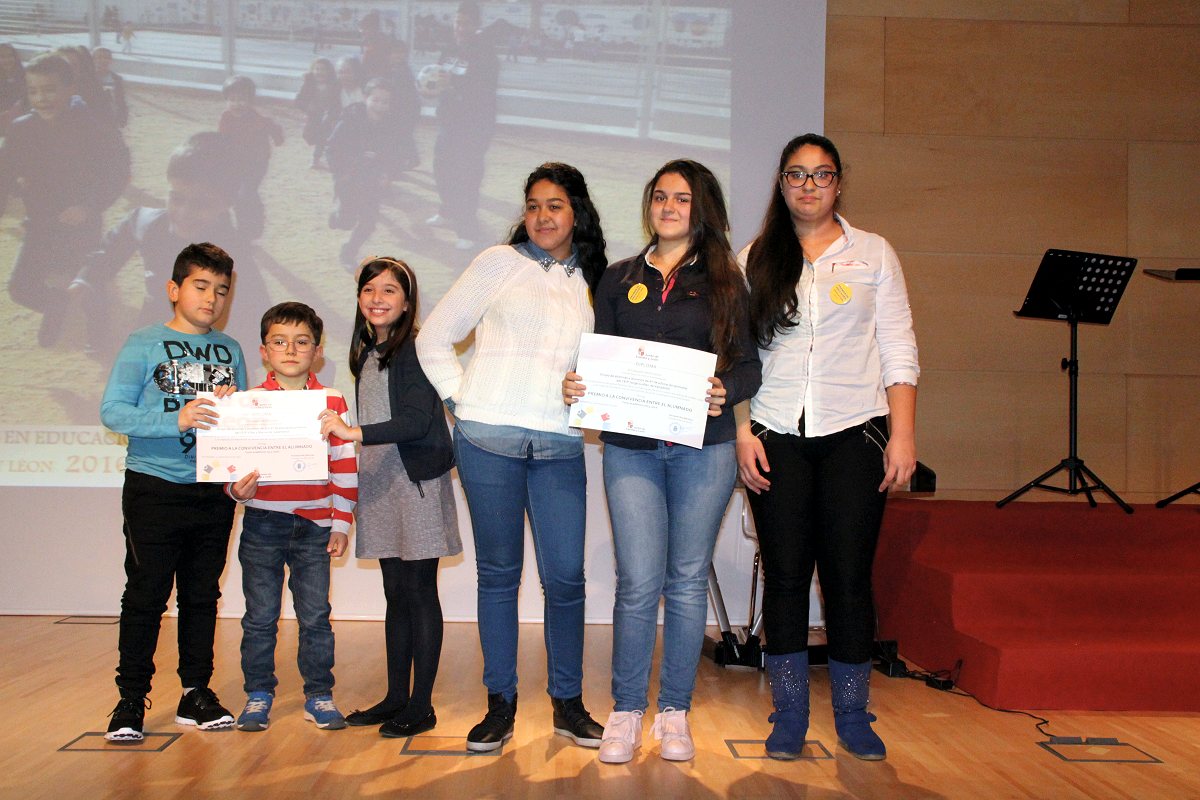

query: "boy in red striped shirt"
xmin=227 ymin=302 xmax=358 ymax=731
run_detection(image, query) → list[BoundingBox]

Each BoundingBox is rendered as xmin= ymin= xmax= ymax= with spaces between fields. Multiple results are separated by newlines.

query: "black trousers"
xmin=116 ymin=470 xmax=236 ymax=698
xmin=746 ymin=416 xmax=889 ymax=663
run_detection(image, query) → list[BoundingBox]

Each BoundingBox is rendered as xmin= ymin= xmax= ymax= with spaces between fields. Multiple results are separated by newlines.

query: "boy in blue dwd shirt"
xmin=100 ymin=242 xmax=247 ymax=742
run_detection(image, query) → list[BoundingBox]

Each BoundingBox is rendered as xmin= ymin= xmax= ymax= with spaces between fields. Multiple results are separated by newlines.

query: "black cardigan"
xmin=355 ymin=337 xmax=454 ymax=482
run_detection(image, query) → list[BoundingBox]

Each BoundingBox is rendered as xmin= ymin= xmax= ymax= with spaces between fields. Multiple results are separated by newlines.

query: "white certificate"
xmin=569 ymin=333 xmax=717 ymax=449
xmin=195 ymin=390 xmax=328 ymax=483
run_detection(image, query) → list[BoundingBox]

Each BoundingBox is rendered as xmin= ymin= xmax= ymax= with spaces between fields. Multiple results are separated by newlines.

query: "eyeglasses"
xmin=265 ymin=337 xmax=315 ymax=352
xmin=780 ymin=170 xmax=839 ymax=189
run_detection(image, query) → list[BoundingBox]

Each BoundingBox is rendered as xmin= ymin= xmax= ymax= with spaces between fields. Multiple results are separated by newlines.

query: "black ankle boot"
xmin=467 ymin=692 xmax=517 ymax=752
xmin=551 ymin=695 xmax=603 ymax=748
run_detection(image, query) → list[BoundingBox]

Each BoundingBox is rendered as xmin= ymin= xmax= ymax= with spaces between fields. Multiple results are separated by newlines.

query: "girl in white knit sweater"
xmin=416 ymin=162 xmax=609 ymax=753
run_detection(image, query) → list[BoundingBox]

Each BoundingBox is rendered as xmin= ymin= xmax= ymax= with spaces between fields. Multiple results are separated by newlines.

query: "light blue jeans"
xmin=603 ymin=440 xmax=737 ymax=712
xmin=453 ymin=427 xmax=587 ymax=701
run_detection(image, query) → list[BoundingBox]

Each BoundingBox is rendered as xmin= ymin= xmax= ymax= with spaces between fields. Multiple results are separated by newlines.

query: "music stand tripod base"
xmin=997 ymin=456 xmax=1133 ymax=513
xmin=996 ymin=249 xmax=1136 ymax=514
xmin=1156 ymin=482 xmax=1200 ymax=508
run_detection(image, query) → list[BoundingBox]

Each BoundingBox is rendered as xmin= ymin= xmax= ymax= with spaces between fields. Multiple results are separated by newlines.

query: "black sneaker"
xmin=466 ymin=692 xmax=517 ymax=752
xmin=551 ymin=695 xmax=603 ymax=748
xmin=175 ymin=687 xmax=234 ymax=730
xmin=105 ymin=696 xmax=149 ymax=743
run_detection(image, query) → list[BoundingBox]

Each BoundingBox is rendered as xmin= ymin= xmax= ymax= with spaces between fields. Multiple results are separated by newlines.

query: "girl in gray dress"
xmin=320 ymin=257 xmax=461 ymax=738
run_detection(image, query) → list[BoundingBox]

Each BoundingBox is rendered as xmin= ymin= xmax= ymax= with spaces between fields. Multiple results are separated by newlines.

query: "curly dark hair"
xmin=746 ymin=133 xmax=844 ymax=348
xmin=636 ymin=159 xmax=744 ymax=371
xmin=506 ymin=162 xmax=607 ymax=292
xmin=349 ymin=256 xmax=420 ymax=377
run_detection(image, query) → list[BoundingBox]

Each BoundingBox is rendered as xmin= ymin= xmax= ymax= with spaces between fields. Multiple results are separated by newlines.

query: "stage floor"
xmin=4 ymin=616 xmax=1198 ymax=799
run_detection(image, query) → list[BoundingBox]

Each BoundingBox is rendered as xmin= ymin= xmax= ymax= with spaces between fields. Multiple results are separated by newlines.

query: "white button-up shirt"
xmin=740 ymin=216 xmax=919 ymax=438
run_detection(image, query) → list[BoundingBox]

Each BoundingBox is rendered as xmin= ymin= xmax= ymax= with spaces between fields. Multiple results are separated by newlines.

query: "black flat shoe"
xmin=346 ymin=705 xmax=404 ymax=727
xmin=379 ymin=709 xmax=436 ymax=738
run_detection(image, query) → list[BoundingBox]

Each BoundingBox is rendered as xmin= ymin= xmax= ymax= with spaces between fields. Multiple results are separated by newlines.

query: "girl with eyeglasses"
xmin=736 ymin=133 xmax=920 ymax=761
xmin=320 ymin=257 xmax=462 ymax=739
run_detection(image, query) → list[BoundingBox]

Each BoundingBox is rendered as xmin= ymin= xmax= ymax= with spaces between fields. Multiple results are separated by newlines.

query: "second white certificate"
xmin=196 ymin=390 xmax=328 ymax=483
xmin=569 ymin=333 xmax=717 ymax=449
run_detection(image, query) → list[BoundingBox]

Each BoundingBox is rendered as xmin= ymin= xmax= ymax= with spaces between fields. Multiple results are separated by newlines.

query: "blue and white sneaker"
xmin=237 ymin=691 xmax=273 ymax=732
xmin=304 ymin=694 xmax=346 ymax=730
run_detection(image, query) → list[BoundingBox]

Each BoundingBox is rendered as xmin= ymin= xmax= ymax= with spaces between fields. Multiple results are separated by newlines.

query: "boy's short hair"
xmin=172 ymin=242 xmax=234 ymax=285
xmin=167 ymin=132 xmax=235 ymax=195
xmin=260 ymin=301 xmax=324 ymax=344
xmin=24 ymin=53 xmax=74 ymax=85
xmin=222 ymin=75 xmax=255 ymax=100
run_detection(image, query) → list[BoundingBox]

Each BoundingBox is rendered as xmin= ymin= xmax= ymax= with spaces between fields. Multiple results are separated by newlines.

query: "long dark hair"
xmin=746 ymin=133 xmax=844 ymax=348
xmin=507 ymin=162 xmax=607 ymax=292
xmin=640 ymin=159 xmax=744 ymax=371
xmin=349 ymin=257 xmax=419 ymax=377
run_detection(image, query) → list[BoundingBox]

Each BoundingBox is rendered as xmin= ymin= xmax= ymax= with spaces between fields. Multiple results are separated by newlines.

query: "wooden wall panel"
xmin=1129 ymin=0 xmax=1200 ymax=24
xmin=825 ymin=15 xmax=885 ymax=133
xmin=902 ymin=252 xmax=1132 ymax=374
xmin=826 ymin=9 xmax=1196 ymax=497
xmin=918 ymin=371 xmax=1128 ymax=492
xmin=827 ymin=133 xmax=1127 ymax=256
xmin=829 ymin=0 xmax=1129 ymax=22
xmin=1126 ymin=376 xmax=1200 ymax=493
xmin=883 ymin=20 xmax=1200 ymax=141
xmin=1129 ymin=142 xmax=1200 ymax=259
xmin=1122 ymin=257 xmax=1200 ymax=377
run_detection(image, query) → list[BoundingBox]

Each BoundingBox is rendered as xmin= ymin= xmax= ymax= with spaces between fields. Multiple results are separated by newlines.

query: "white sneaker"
xmin=425 ymin=213 xmax=447 ymax=226
xmin=652 ymin=708 xmax=694 ymax=761
xmin=598 ymin=710 xmax=643 ymax=764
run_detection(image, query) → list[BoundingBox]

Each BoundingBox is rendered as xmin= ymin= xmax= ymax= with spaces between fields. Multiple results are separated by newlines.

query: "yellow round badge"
xmin=830 ymin=282 xmax=852 ymax=305
xmin=627 ymin=283 xmax=649 ymax=304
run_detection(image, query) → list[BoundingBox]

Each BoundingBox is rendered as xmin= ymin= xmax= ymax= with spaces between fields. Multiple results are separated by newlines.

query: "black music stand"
xmin=1145 ymin=267 xmax=1200 ymax=507
xmin=996 ymin=249 xmax=1137 ymax=513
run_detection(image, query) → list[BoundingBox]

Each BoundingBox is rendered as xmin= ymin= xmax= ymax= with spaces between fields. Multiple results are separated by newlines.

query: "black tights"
xmin=368 ymin=557 xmax=444 ymax=722
xmin=747 ymin=417 xmax=889 ymax=663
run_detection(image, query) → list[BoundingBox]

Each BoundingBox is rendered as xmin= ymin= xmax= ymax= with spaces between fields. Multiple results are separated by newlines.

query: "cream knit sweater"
xmin=416 ymin=244 xmax=594 ymax=435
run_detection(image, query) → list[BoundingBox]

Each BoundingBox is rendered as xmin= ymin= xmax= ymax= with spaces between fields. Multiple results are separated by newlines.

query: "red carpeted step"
xmin=960 ymin=628 xmax=1200 ymax=711
xmin=945 ymin=570 xmax=1194 ymax=633
xmin=874 ymin=499 xmax=1200 ymax=711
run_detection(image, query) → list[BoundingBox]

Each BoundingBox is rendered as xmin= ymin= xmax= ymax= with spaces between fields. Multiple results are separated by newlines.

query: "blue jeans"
xmin=603 ymin=440 xmax=737 ymax=712
xmin=453 ymin=428 xmax=587 ymax=700
xmin=239 ymin=507 xmax=335 ymax=697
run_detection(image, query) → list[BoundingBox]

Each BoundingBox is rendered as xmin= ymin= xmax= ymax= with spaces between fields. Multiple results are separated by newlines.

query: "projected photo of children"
xmin=0 ymin=0 xmax=733 ymax=435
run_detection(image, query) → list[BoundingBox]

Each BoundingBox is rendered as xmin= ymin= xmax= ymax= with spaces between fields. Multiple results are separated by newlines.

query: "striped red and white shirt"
xmin=227 ymin=372 xmax=358 ymax=536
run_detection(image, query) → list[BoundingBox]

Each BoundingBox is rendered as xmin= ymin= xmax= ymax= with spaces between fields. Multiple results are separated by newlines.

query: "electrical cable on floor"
xmin=898 ymin=659 xmax=1056 ymax=739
